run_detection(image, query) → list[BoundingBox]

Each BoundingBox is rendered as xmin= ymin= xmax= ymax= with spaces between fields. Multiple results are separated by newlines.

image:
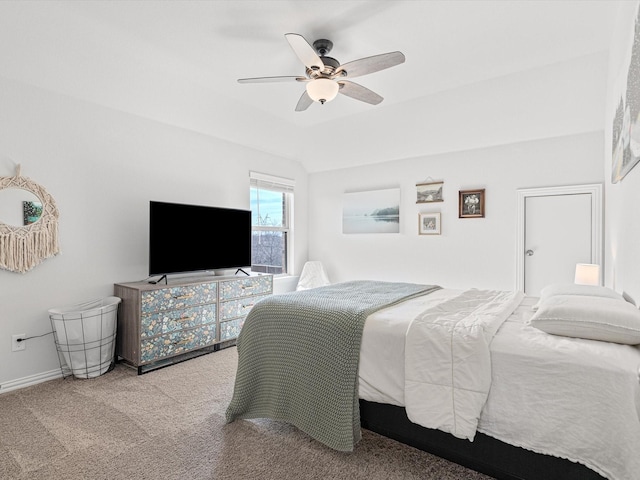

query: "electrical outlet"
xmin=12 ymin=334 xmax=26 ymax=352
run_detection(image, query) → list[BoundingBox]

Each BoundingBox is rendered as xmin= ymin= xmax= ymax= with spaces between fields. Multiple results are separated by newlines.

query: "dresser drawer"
xmin=141 ymin=305 xmax=216 ymax=338
xmin=220 ymin=293 xmax=269 ymax=321
xmin=140 ymin=323 xmax=216 ymax=363
xmin=220 ymin=318 xmax=245 ymax=341
xmin=219 ymin=276 xmax=272 ymax=300
xmin=141 ymin=282 xmax=217 ymax=313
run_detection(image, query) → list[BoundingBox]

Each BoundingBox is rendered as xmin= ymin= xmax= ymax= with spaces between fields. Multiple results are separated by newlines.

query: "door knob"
xmin=525 ymin=249 xmax=534 ymax=256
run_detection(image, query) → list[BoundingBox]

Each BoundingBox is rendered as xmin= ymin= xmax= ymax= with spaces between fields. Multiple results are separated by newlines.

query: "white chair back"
xmin=296 ymin=261 xmax=330 ymax=291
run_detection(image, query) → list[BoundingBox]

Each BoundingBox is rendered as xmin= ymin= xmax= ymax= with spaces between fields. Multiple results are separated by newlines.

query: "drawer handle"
xmin=174 ymin=338 xmax=190 ymax=345
xmin=241 ymin=285 xmax=255 ymax=290
xmin=174 ymin=293 xmax=195 ymax=300
xmin=177 ymin=315 xmax=195 ymax=322
xmin=243 ymin=303 xmax=255 ymax=308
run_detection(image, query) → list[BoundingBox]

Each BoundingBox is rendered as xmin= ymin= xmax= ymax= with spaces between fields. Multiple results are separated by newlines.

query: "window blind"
xmin=250 ymin=171 xmax=295 ymax=194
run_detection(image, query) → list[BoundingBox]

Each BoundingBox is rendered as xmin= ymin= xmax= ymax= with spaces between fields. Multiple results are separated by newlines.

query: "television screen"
xmin=149 ymin=201 xmax=251 ymax=276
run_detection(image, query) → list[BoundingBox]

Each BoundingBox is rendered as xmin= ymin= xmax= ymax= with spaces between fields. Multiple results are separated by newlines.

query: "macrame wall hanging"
xmin=0 ymin=165 xmax=60 ymax=273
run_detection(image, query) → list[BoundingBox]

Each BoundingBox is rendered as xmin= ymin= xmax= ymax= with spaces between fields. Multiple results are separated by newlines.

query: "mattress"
xmin=359 ymin=290 xmax=640 ymax=480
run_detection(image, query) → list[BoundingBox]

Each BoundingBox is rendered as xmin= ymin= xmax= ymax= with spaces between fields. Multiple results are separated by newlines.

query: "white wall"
xmin=0 ymin=76 xmax=308 ymax=390
xmin=604 ymin=1 xmax=640 ymax=302
xmin=308 ymin=131 xmax=603 ymax=290
xmin=307 ymin=52 xmax=609 ymax=290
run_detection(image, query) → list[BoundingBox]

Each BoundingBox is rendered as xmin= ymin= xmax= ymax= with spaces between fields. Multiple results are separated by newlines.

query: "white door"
xmin=516 ymin=184 xmax=602 ymax=296
xmin=524 ymin=194 xmax=592 ymax=296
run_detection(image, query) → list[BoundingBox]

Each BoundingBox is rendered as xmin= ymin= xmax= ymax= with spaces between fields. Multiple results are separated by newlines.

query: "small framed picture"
xmin=416 ymin=181 xmax=444 ymax=203
xmin=418 ymin=212 xmax=441 ymax=235
xmin=459 ymin=189 xmax=485 ymax=218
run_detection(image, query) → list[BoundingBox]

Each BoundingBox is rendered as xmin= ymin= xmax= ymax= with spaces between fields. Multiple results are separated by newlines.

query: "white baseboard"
xmin=0 ymin=369 xmax=63 ymax=395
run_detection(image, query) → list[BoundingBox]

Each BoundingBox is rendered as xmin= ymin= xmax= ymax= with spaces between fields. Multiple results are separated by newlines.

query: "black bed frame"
xmin=359 ymin=400 xmax=605 ymax=480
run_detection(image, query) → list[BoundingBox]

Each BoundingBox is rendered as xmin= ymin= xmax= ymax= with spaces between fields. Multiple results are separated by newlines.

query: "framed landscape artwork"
xmin=459 ymin=189 xmax=485 ymax=218
xmin=418 ymin=212 xmax=441 ymax=235
xmin=611 ymin=5 xmax=640 ymax=183
xmin=416 ymin=181 xmax=443 ymax=203
xmin=342 ymin=188 xmax=400 ymax=234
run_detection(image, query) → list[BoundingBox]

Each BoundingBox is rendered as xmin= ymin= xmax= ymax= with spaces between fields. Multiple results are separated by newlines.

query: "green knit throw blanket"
xmin=225 ymin=280 xmax=441 ymax=451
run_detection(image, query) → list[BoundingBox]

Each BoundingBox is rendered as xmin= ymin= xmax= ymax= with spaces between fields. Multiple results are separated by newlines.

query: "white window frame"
xmin=250 ymin=171 xmax=294 ymax=275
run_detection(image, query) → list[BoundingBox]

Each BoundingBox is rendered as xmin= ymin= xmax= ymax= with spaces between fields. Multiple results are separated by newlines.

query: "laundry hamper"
xmin=48 ymin=296 xmax=121 ymax=379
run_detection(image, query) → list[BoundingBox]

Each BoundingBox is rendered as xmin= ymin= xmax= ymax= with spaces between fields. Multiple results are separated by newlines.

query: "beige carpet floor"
xmin=0 ymin=347 xmax=493 ymax=479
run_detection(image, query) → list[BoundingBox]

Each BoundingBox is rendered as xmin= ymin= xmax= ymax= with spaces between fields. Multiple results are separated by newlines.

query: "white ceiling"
xmin=0 ymin=1 xmax=623 ymax=172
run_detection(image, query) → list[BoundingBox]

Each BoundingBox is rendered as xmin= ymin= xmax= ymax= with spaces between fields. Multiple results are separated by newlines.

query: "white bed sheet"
xmin=359 ymin=290 xmax=640 ymax=480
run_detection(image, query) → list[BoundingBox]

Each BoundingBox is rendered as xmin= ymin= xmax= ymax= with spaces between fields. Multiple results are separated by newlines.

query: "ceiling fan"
xmin=238 ymin=33 xmax=405 ymax=112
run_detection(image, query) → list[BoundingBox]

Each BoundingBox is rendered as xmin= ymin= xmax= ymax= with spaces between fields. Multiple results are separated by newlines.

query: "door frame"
xmin=515 ymin=184 xmax=603 ymax=292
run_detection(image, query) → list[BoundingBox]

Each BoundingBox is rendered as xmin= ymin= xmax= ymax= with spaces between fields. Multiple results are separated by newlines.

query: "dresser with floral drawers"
xmin=114 ymin=274 xmax=272 ymax=373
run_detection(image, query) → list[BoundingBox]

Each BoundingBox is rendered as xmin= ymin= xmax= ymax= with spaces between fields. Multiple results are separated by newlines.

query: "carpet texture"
xmin=0 ymin=347 xmax=493 ymax=479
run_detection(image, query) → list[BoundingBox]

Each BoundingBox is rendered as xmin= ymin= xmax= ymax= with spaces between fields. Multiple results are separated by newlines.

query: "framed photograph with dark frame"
xmin=459 ymin=189 xmax=485 ymax=218
xmin=416 ymin=181 xmax=443 ymax=203
xmin=418 ymin=212 xmax=441 ymax=235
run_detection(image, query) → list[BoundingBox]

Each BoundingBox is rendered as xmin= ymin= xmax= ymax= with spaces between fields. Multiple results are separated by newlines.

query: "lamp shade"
xmin=306 ymin=78 xmax=339 ymax=104
xmin=574 ymin=263 xmax=600 ymax=286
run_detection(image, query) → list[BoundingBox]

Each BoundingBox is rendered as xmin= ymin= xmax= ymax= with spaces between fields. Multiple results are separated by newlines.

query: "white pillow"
xmin=622 ymin=291 xmax=636 ymax=306
xmin=529 ymin=295 xmax=640 ymax=345
xmin=532 ymin=283 xmax=623 ymax=311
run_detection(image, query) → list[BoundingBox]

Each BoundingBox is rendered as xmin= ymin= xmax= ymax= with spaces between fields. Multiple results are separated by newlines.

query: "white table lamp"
xmin=574 ymin=263 xmax=600 ymax=286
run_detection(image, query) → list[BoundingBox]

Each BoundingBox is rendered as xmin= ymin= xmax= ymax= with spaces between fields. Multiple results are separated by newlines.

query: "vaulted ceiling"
xmin=0 ymin=1 xmax=622 ymax=172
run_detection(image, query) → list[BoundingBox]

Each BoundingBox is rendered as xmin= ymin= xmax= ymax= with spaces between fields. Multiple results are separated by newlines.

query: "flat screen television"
xmin=149 ymin=201 xmax=251 ymax=277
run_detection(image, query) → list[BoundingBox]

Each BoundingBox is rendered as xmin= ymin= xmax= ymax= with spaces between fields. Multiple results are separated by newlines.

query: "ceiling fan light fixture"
xmin=306 ymin=78 xmax=339 ymax=104
xmin=239 ymin=33 xmax=405 ymax=111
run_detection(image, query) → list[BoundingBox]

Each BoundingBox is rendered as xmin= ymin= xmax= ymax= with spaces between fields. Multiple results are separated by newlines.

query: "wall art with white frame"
xmin=418 ymin=212 xmax=441 ymax=235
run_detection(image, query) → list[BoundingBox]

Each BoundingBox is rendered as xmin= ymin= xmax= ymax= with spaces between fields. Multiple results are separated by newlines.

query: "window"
xmin=250 ymin=172 xmax=294 ymax=275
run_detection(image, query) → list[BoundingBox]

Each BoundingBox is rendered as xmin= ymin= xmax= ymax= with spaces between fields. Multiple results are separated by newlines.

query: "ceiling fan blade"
xmin=335 ymin=51 xmax=405 ymax=79
xmin=338 ymin=81 xmax=383 ymax=105
xmin=238 ymin=76 xmax=307 ymax=84
xmin=295 ymin=91 xmax=314 ymax=112
xmin=285 ymin=33 xmax=324 ymax=71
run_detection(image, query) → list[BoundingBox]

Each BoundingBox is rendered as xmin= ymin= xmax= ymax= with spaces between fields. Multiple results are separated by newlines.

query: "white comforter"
xmin=404 ymin=289 xmax=523 ymax=440
xmin=359 ymin=289 xmax=640 ymax=480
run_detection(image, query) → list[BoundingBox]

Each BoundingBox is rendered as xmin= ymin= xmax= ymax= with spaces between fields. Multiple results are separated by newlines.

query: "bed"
xmin=225 ymin=280 xmax=640 ymax=480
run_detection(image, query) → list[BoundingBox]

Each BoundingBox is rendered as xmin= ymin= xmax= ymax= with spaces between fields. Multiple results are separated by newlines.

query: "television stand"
xmin=235 ymin=268 xmax=249 ymax=276
xmin=115 ymin=274 xmax=273 ymax=374
xmin=148 ymin=274 xmax=167 ymax=285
